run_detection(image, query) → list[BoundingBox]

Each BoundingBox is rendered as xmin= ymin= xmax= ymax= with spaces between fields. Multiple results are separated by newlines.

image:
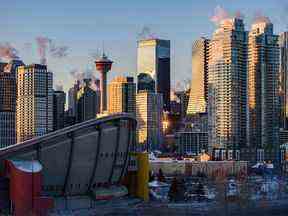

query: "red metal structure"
xmin=95 ymin=53 xmax=113 ymax=112
xmin=5 ymin=160 xmax=53 ymax=215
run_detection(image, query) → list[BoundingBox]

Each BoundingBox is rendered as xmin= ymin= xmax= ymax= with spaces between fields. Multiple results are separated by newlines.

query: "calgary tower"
xmin=95 ymin=53 xmax=113 ymax=113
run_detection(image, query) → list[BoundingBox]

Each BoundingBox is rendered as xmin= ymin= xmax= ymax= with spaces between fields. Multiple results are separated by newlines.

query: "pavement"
xmin=47 ymin=196 xmax=288 ymax=216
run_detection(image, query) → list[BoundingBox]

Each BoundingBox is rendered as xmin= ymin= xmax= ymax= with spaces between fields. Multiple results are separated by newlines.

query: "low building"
xmin=280 ymin=129 xmax=288 ymax=145
xmin=136 ymin=91 xmax=163 ymax=151
xmin=108 ymin=76 xmax=136 ymax=115
xmin=176 ymin=131 xmax=208 ymax=156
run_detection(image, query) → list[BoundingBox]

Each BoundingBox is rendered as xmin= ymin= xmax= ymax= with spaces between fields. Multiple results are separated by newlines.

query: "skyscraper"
xmin=0 ymin=61 xmax=24 ymax=147
xmin=108 ymin=76 xmax=136 ymax=115
xmin=53 ymin=90 xmax=66 ymax=131
xmin=279 ymin=32 xmax=288 ymax=130
xmin=137 ymin=39 xmax=171 ymax=111
xmin=16 ymin=64 xmax=53 ymax=143
xmin=208 ymin=18 xmax=247 ymax=158
xmin=248 ymin=19 xmax=280 ymax=162
xmin=187 ymin=37 xmax=210 ymax=115
xmin=68 ymin=80 xmax=80 ymax=119
xmin=77 ymin=79 xmax=100 ymax=122
xmin=136 ymin=91 xmax=163 ymax=151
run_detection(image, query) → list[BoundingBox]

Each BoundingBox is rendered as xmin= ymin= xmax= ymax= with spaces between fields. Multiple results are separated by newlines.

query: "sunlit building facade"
xmin=136 ymin=91 xmax=163 ymax=151
xmin=0 ymin=60 xmax=24 ymax=147
xmin=187 ymin=37 xmax=210 ymax=115
xmin=248 ymin=20 xmax=280 ymax=162
xmin=208 ymin=18 xmax=248 ymax=157
xmin=16 ymin=64 xmax=53 ymax=143
xmin=108 ymin=76 xmax=136 ymax=115
xmin=137 ymin=39 xmax=171 ymax=111
xmin=279 ymin=32 xmax=288 ymax=130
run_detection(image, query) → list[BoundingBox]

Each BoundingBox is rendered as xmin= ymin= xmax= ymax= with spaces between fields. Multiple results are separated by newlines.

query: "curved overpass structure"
xmin=0 ymin=113 xmax=137 ymax=196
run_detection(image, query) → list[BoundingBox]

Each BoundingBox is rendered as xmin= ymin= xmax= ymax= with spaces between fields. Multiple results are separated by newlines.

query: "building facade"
xmin=208 ymin=18 xmax=248 ymax=157
xmin=187 ymin=37 xmax=210 ymax=115
xmin=0 ymin=60 xmax=24 ymax=147
xmin=177 ymin=131 xmax=208 ymax=156
xmin=68 ymin=81 xmax=80 ymax=119
xmin=137 ymin=73 xmax=156 ymax=93
xmin=137 ymin=39 xmax=171 ymax=111
xmin=247 ymin=20 xmax=280 ymax=162
xmin=279 ymin=32 xmax=288 ymax=130
xmin=16 ymin=64 xmax=53 ymax=143
xmin=76 ymin=79 xmax=100 ymax=123
xmin=108 ymin=76 xmax=136 ymax=115
xmin=53 ymin=90 xmax=66 ymax=131
xmin=174 ymin=89 xmax=190 ymax=119
xmin=136 ymin=91 xmax=163 ymax=151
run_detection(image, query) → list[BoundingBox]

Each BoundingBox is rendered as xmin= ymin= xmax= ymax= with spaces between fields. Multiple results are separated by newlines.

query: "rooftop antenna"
xmin=102 ymin=41 xmax=106 ymax=57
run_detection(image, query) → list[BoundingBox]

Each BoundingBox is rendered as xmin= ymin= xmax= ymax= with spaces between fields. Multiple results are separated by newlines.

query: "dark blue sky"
xmin=1 ymin=0 xmax=287 ymax=91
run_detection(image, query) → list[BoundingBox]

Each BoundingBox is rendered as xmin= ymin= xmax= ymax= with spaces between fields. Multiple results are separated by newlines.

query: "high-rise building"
xmin=279 ymin=32 xmax=288 ymax=129
xmin=136 ymin=91 xmax=163 ymax=151
xmin=208 ymin=18 xmax=248 ymax=157
xmin=77 ymin=79 xmax=100 ymax=122
xmin=68 ymin=81 xmax=80 ymax=118
xmin=248 ymin=19 xmax=280 ymax=162
xmin=53 ymin=90 xmax=66 ymax=131
xmin=187 ymin=38 xmax=210 ymax=115
xmin=173 ymin=89 xmax=190 ymax=119
xmin=0 ymin=60 xmax=24 ymax=147
xmin=108 ymin=76 xmax=136 ymax=115
xmin=16 ymin=64 xmax=53 ymax=143
xmin=137 ymin=39 xmax=171 ymax=111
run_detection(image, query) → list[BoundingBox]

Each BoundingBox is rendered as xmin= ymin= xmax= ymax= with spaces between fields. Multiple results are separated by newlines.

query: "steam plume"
xmin=138 ymin=26 xmax=157 ymax=40
xmin=55 ymin=82 xmax=64 ymax=91
xmin=210 ymin=6 xmax=229 ymax=25
xmin=35 ymin=36 xmax=50 ymax=65
xmin=235 ymin=11 xmax=244 ymax=20
xmin=70 ymin=67 xmax=96 ymax=81
xmin=35 ymin=36 xmax=69 ymax=65
xmin=49 ymin=41 xmax=69 ymax=58
xmin=0 ymin=42 xmax=19 ymax=60
xmin=70 ymin=66 xmax=99 ymax=90
xmin=253 ymin=11 xmax=271 ymax=24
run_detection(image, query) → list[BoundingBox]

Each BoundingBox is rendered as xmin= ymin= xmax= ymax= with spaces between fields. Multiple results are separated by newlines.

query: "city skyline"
xmin=3 ymin=2 xmax=288 ymax=215
xmin=1 ymin=0 xmax=288 ymax=94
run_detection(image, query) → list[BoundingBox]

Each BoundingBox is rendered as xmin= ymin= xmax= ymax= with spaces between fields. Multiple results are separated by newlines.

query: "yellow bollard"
xmin=123 ymin=152 xmax=149 ymax=201
xmin=135 ymin=152 xmax=149 ymax=201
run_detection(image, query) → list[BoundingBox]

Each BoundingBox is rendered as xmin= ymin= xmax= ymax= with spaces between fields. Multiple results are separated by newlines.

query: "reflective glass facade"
xmin=137 ymin=39 xmax=171 ymax=111
xmin=279 ymin=32 xmax=288 ymax=129
xmin=187 ymin=38 xmax=210 ymax=115
xmin=248 ymin=21 xmax=280 ymax=161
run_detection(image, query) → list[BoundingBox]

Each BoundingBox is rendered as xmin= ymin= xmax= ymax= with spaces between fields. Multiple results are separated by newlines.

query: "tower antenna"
xmin=102 ymin=41 xmax=105 ymax=57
